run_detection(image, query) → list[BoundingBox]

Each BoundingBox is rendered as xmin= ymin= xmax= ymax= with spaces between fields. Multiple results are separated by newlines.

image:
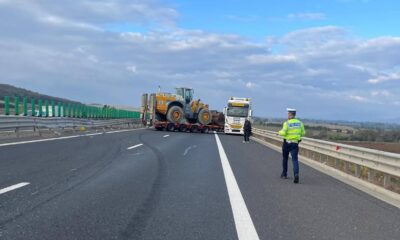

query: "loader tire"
xmin=198 ymin=109 xmax=212 ymax=125
xmin=167 ymin=106 xmax=184 ymax=124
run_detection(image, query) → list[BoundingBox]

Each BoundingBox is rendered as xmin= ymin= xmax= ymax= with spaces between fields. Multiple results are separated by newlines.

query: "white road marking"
xmin=214 ymin=133 xmax=260 ymax=240
xmin=163 ymin=135 xmax=170 ymax=138
xmin=106 ymin=128 xmax=144 ymax=134
xmin=183 ymin=146 xmax=192 ymax=156
xmin=0 ymin=182 xmax=30 ymax=195
xmin=183 ymin=145 xmax=197 ymax=156
xmin=85 ymin=132 xmax=103 ymax=136
xmin=0 ymin=128 xmax=145 ymax=148
xmin=127 ymin=144 xmax=143 ymax=150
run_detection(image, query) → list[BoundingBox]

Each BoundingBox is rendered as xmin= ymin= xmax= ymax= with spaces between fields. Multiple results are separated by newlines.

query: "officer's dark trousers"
xmin=244 ymin=131 xmax=250 ymax=142
xmin=282 ymin=142 xmax=299 ymax=176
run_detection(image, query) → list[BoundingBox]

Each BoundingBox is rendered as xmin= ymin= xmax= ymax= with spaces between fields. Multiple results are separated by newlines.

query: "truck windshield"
xmin=227 ymin=107 xmax=249 ymax=117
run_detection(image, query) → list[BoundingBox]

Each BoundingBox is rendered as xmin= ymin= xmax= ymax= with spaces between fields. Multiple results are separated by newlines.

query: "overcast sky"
xmin=0 ymin=0 xmax=399 ymax=121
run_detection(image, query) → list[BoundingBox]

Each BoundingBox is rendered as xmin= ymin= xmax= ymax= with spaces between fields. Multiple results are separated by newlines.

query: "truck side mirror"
xmin=223 ymin=107 xmax=227 ymax=115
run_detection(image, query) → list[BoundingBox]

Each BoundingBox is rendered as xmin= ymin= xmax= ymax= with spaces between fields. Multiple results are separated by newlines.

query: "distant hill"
xmin=0 ymin=83 xmax=81 ymax=105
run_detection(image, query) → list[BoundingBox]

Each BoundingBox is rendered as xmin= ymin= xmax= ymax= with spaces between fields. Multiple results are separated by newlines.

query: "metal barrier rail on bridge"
xmin=252 ymin=128 xmax=400 ymax=199
xmin=0 ymin=116 xmax=142 ymax=135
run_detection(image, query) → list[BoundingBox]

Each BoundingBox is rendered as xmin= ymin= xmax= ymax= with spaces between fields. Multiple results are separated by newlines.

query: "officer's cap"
xmin=286 ymin=108 xmax=296 ymax=113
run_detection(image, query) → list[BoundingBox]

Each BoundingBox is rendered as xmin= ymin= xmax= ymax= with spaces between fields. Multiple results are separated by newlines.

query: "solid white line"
xmin=163 ymin=135 xmax=170 ymax=138
xmin=0 ymin=182 xmax=30 ymax=195
xmin=0 ymin=128 xmax=145 ymax=148
xmin=0 ymin=135 xmax=81 ymax=147
xmin=214 ymin=133 xmax=260 ymax=240
xmin=127 ymin=144 xmax=143 ymax=150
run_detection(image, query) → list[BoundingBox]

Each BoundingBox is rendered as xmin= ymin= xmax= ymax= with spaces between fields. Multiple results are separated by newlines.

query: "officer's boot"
xmin=294 ymin=174 xmax=299 ymax=184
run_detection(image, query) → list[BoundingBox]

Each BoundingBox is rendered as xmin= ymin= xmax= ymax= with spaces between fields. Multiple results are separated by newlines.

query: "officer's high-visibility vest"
xmin=278 ymin=118 xmax=305 ymax=142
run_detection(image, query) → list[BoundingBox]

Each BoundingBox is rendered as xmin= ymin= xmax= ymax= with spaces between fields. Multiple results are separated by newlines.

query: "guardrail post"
xmin=38 ymin=99 xmax=43 ymax=117
xmin=335 ymin=158 xmax=342 ymax=169
xmin=355 ymin=165 xmax=361 ymax=177
xmin=57 ymin=102 xmax=61 ymax=117
xmin=4 ymin=96 xmax=10 ymax=115
xmin=344 ymin=162 xmax=350 ymax=173
xmin=45 ymin=100 xmax=49 ymax=117
xmin=23 ymin=97 xmax=28 ymax=116
xmin=383 ymin=175 xmax=390 ymax=188
xmin=368 ymin=168 xmax=375 ymax=182
xmin=14 ymin=96 xmax=20 ymax=115
xmin=31 ymin=98 xmax=35 ymax=116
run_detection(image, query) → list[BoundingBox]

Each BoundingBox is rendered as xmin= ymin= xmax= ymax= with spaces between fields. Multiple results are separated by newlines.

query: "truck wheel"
xmin=179 ymin=124 xmax=187 ymax=132
xmin=166 ymin=123 xmax=175 ymax=131
xmin=198 ymin=109 xmax=212 ymax=125
xmin=167 ymin=106 xmax=184 ymax=124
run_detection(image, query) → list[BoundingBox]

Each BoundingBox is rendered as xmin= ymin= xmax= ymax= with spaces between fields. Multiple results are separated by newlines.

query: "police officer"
xmin=278 ymin=108 xmax=305 ymax=184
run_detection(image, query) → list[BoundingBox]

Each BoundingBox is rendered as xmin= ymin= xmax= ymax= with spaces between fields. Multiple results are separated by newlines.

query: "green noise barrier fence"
xmin=1 ymin=95 xmax=142 ymax=119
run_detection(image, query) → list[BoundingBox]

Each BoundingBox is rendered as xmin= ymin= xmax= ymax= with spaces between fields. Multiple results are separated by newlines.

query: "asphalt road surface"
xmin=0 ymin=129 xmax=399 ymax=240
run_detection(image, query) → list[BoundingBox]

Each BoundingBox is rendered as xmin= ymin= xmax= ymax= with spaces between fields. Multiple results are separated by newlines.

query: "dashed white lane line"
xmin=127 ymin=144 xmax=143 ymax=150
xmin=85 ymin=132 xmax=103 ymax=137
xmin=0 ymin=182 xmax=30 ymax=195
xmin=0 ymin=128 xmax=145 ymax=148
xmin=106 ymin=128 xmax=144 ymax=134
xmin=214 ymin=133 xmax=260 ymax=240
xmin=163 ymin=135 xmax=170 ymax=138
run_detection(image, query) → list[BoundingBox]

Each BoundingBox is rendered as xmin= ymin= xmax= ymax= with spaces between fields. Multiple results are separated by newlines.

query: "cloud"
xmin=245 ymin=82 xmax=256 ymax=89
xmin=349 ymin=95 xmax=369 ymax=102
xmin=126 ymin=65 xmax=137 ymax=73
xmin=0 ymin=2 xmax=399 ymax=121
xmin=287 ymin=12 xmax=326 ymax=21
xmin=225 ymin=14 xmax=260 ymax=23
xmin=367 ymin=73 xmax=400 ymax=84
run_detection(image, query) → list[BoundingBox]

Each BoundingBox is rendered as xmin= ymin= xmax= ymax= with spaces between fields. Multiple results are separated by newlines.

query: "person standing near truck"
xmin=243 ymin=119 xmax=252 ymax=143
xmin=279 ymin=108 xmax=305 ymax=183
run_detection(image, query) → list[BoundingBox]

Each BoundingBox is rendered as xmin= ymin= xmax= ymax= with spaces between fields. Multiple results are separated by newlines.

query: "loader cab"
xmin=175 ymin=87 xmax=194 ymax=104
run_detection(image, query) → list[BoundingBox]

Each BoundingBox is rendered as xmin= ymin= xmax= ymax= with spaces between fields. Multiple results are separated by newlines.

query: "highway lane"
xmin=0 ymin=129 xmax=236 ymax=240
xmin=219 ymin=134 xmax=400 ymax=240
xmin=0 ymin=129 xmax=399 ymax=239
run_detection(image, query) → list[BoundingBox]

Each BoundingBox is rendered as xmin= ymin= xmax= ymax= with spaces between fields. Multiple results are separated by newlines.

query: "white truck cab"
xmin=223 ymin=97 xmax=252 ymax=135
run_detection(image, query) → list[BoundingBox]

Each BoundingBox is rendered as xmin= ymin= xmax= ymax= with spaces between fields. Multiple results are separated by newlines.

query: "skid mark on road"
xmin=121 ymin=132 xmax=167 ymax=239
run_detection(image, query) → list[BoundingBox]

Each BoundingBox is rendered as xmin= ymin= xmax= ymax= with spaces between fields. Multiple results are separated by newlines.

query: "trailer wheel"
xmin=179 ymin=124 xmax=187 ymax=132
xmin=201 ymin=127 xmax=209 ymax=134
xmin=167 ymin=106 xmax=184 ymax=123
xmin=166 ymin=123 xmax=175 ymax=131
xmin=190 ymin=125 xmax=198 ymax=133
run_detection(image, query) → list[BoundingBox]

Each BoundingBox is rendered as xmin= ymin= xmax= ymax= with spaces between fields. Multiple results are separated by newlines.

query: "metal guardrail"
xmin=0 ymin=116 xmax=142 ymax=133
xmin=252 ymin=128 xmax=400 ymax=194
